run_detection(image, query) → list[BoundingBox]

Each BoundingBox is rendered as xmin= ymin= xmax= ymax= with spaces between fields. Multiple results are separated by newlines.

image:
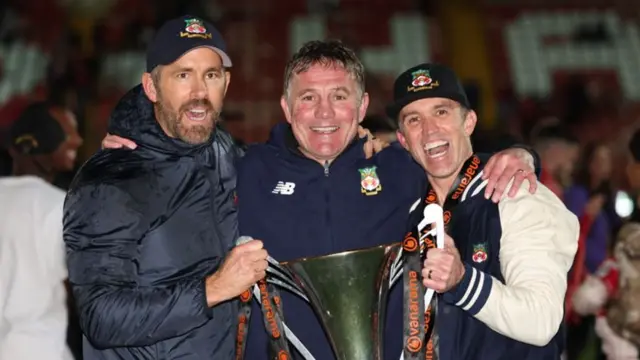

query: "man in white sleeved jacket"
xmin=387 ymin=63 xmax=579 ymax=359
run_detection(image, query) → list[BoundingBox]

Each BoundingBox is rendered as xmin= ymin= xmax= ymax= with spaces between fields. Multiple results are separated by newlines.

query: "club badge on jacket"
xmin=472 ymin=243 xmax=488 ymax=263
xmin=359 ymin=166 xmax=382 ymax=196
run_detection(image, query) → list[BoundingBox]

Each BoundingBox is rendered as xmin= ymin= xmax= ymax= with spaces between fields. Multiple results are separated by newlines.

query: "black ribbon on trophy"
xmin=235 ymin=155 xmax=486 ymax=360
xmin=234 ymin=235 xmax=306 ymax=360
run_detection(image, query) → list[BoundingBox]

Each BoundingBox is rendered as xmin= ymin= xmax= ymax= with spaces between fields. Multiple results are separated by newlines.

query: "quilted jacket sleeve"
xmin=63 ymin=183 xmax=213 ymax=349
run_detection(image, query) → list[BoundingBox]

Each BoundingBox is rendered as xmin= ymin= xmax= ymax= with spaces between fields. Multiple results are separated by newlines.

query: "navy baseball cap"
xmin=146 ymin=15 xmax=232 ymax=72
xmin=385 ymin=63 xmax=470 ymax=121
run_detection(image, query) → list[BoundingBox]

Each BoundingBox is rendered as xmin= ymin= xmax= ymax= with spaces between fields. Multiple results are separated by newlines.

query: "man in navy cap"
xmin=63 ymin=16 xmax=266 ymax=360
xmin=387 ymin=63 xmax=579 ymax=359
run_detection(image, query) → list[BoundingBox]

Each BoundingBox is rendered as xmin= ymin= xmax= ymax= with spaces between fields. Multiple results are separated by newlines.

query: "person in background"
xmin=566 ymin=142 xmax=620 ymax=274
xmin=564 ymin=142 xmax=621 ymax=360
xmin=0 ymin=101 xmax=82 ymax=360
xmin=571 ymin=128 xmax=640 ymax=360
xmin=7 ymin=102 xmax=82 ymax=183
xmin=532 ymin=125 xmax=581 ymax=200
xmin=627 ymin=129 xmax=640 ymax=223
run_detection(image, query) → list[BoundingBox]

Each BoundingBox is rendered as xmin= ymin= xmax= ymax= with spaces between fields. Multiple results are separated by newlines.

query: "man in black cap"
xmin=7 ymin=102 xmax=82 ymax=182
xmin=386 ymin=63 xmax=579 ymax=359
xmin=63 ymin=15 xmax=267 ymax=360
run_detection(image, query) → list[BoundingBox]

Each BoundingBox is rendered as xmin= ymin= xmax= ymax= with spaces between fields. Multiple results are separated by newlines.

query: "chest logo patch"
xmin=472 ymin=243 xmax=488 ymax=263
xmin=359 ymin=166 xmax=382 ymax=196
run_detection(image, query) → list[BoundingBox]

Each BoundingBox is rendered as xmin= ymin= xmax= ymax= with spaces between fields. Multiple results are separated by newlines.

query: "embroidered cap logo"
xmin=180 ymin=18 xmax=213 ymax=39
xmin=407 ymin=69 xmax=440 ymax=93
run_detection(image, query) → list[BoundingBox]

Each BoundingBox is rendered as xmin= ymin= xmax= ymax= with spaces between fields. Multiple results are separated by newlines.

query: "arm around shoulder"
xmin=444 ymin=180 xmax=579 ymax=346
xmin=64 ymin=182 xmax=214 ymax=349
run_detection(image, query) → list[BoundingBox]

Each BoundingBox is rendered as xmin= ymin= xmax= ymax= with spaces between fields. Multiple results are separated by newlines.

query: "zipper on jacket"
xmin=323 ymin=160 xmax=334 ymax=250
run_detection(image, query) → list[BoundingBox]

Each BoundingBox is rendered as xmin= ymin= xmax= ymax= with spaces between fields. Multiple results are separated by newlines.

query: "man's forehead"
xmin=293 ymin=63 xmax=353 ymax=85
xmin=400 ymin=97 xmax=459 ymax=115
xmin=167 ymin=47 xmax=224 ymax=69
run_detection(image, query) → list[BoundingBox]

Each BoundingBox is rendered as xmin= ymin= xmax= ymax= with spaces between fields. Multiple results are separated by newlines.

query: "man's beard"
xmin=155 ymin=96 xmax=221 ymax=145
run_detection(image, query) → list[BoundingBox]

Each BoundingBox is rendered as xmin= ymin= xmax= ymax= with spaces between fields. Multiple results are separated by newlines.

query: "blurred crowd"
xmin=1 ymin=0 xmax=640 ymax=359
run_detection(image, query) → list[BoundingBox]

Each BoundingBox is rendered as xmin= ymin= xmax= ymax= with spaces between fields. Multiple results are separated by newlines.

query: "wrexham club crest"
xmin=185 ymin=18 xmax=206 ymax=34
xmin=472 ymin=243 xmax=488 ymax=263
xmin=180 ymin=18 xmax=212 ymax=39
xmin=407 ymin=69 xmax=439 ymax=92
xmin=359 ymin=166 xmax=382 ymax=196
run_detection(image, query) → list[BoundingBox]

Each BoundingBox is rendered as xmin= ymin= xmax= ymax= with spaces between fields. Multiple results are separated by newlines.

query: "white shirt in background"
xmin=0 ymin=175 xmax=73 ymax=360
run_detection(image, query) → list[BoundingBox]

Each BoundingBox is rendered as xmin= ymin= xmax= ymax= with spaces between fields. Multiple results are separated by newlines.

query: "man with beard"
xmin=533 ymin=125 xmax=580 ymax=200
xmin=389 ymin=63 xmax=579 ymax=359
xmin=1 ymin=101 xmax=82 ymax=360
xmin=63 ymin=16 xmax=268 ymax=360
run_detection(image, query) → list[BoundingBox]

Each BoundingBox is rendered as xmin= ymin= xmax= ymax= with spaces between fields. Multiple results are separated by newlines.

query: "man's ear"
xmin=141 ymin=72 xmax=158 ymax=103
xmin=463 ymin=110 xmax=477 ymax=136
xmin=224 ymin=71 xmax=231 ymax=96
xmin=358 ymin=92 xmax=370 ymax=123
xmin=280 ymin=96 xmax=292 ymax=124
xmin=396 ymin=129 xmax=409 ymax=151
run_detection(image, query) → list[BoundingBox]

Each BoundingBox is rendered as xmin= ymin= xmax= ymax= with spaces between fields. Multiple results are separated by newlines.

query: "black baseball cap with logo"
xmin=385 ymin=63 xmax=470 ymax=121
xmin=6 ymin=102 xmax=66 ymax=155
xmin=146 ymin=15 xmax=232 ymax=72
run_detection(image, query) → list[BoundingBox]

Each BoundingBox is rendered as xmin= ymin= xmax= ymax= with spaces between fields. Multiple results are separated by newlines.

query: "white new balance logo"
xmin=272 ymin=181 xmax=296 ymax=195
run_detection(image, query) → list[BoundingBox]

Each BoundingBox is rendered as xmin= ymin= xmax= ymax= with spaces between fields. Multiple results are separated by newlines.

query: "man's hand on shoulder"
xmin=102 ymin=133 xmax=138 ymax=150
xmin=358 ymin=126 xmax=389 ymax=159
xmin=205 ymin=239 xmax=268 ymax=307
xmin=482 ymin=148 xmax=537 ymax=202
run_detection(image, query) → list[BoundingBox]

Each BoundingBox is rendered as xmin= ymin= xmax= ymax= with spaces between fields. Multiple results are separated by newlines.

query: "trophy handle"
xmin=417 ymin=203 xmax=445 ymax=310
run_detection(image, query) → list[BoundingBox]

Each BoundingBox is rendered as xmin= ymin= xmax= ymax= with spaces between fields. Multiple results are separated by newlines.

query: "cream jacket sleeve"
xmin=443 ymin=180 xmax=579 ymax=346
